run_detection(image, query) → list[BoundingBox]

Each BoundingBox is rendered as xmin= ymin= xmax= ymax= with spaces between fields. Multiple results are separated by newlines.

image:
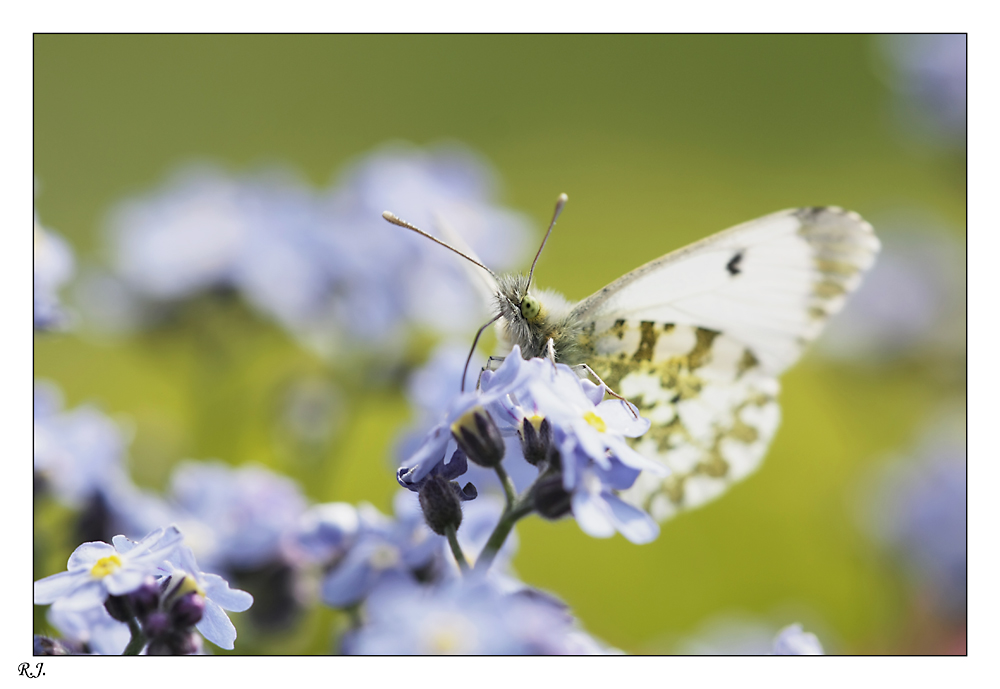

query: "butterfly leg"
xmin=572 ymin=363 xmax=639 ymax=418
xmin=475 ymin=356 xmax=507 ymax=390
xmin=545 ymin=339 xmax=558 ymax=369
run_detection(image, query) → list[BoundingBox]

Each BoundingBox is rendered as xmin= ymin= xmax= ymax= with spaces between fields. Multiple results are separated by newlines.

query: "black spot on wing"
xmin=726 ymin=251 xmax=743 ymax=276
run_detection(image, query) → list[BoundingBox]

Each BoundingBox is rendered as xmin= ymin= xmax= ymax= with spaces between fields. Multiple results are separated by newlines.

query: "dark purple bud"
xmin=518 ymin=415 xmax=552 ymax=467
xmin=128 ymin=576 xmax=161 ymax=619
xmin=142 ymin=611 xmax=171 ymax=639
xmin=532 ymin=473 xmax=572 ymax=520
xmin=170 ymin=591 xmax=206 ymax=628
xmin=418 ymin=474 xmax=463 ymax=536
xmin=451 ymin=407 xmax=505 ymax=468
xmin=103 ymin=594 xmax=132 ymax=623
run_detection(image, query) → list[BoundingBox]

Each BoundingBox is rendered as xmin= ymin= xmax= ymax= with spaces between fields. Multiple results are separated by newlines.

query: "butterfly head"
xmin=519 ymin=294 xmax=542 ymax=321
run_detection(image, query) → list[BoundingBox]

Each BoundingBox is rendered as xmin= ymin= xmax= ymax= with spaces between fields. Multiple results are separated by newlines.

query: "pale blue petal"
xmin=606 ymin=437 xmax=669 ymax=476
xmin=196 ymin=598 xmax=237 ymax=650
xmin=67 ymin=542 xmax=115 ymax=570
xmin=104 ymin=568 xmax=148 ymax=596
xmin=596 ymin=399 xmax=650 ymax=437
xmin=51 ymin=580 xmax=108 ymax=611
xmin=34 ymin=570 xmax=91 ymax=605
xmin=570 ymin=491 xmax=616 ymax=539
xmin=111 ymin=534 xmax=136 ymax=553
xmin=203 ymin=573 xmax=253 ymax=612
xmin=605 ymin=493 xmax=659 ymax=544
xmin=321 ymin=556 xmax=373 ymax=608
xmin=580 ymin=379 xmax=606 ymax=406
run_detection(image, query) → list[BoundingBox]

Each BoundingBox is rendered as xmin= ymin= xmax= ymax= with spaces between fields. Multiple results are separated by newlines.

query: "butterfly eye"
xmin=519 ymin=294 xmax=542 ymax=321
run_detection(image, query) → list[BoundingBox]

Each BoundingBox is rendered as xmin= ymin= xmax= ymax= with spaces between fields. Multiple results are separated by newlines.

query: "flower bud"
xmin=532 ymin=474 xmax=572 ymax=520
xmin=128 ymin=575 xmax=161 ymax=619
xmin=518 ymin=415 xmax=552 ymax=466
xmin=451 ymin=406 xmax=505 ymax=468
xmin=142 ymin=611 xmax=171 ymax=639
xmin=418 ymin=474 xmax=463 ymax=536
xmin=103 ymin=594 xmax=132 ymax=623
xmin=147 ymin=630 xmax=201 ymax=655
xmin=170 ymin=591 xmax=206 ymax=628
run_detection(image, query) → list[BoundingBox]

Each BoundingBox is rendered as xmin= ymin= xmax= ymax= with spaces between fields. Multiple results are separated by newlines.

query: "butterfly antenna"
xmin=382 ymin=211 xmax=499 ymax=281
xmin=526 ymin=193 xmax=568 ymax=291
xmin=462 ymin=313 xmax=503 ymax=392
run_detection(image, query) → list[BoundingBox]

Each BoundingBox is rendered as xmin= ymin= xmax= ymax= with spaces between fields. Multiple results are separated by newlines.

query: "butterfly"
xmin=383 ymin=196 xmax=879 ymax=521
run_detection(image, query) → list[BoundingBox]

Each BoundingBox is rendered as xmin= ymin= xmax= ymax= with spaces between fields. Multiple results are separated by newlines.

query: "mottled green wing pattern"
xmin=583 ymin=319 xmax=781 ymax=520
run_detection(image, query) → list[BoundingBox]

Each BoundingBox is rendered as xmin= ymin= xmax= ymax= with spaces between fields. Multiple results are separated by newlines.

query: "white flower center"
xmin=368 ymin=544 xmax=401 ymax=570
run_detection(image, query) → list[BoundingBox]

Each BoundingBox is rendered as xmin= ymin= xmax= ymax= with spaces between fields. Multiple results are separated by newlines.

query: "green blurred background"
xmin=34 ymin=35 xmax=965 ymax=654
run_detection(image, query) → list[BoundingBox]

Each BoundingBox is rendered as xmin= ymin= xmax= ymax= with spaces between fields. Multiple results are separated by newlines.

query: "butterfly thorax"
xmin=493 ymin=273 xmax=586 ymax=364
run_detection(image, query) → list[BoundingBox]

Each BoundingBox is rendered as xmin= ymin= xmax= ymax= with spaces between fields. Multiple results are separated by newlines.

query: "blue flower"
xmin=155 ymin=545 xmax=254 ymax=651
xmin=396 ymin=342 xmax=538 ymax=494
xmin=99 ymin=146 xmax=532 ymax=356
xmin=34 ymin=214 xmax=74 ymax=330
xmin=281 ymin=502 xmax=361 ymax=567
xmin=34 ymin=526 xmax=184 ymax=611
xmin=343 ymin=576 xmax=615 ymax=655
xmin=877 ymin=34 xmax=966 ymax=146
xmin=396 ymin=449 xmax=478 ymax=501
xmin=319 ymin=492 xmax=440 ymax=609
xmin=47 ymin=605 xmax=130 ymax=655
xmin=772 ymin=624 xmax=824 ymax=655
xmin=33 ymin=381 xmax=127 ymax=508
xmin=167 ymin=460 xmax=308 ymax=571
xmin=488 ymin=349 xmax=667 ymax=543
xmin=863 ymin=439 xmax=966 ymax=617
xmin=400 ymin=346 xmax=666 ymax=543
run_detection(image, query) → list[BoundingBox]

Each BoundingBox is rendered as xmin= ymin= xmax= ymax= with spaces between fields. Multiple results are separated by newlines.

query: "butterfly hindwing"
xmin=582 ymin=319 xmax=781 ymax=519
xmin=571 ymin=207 xmax=879 ymax=519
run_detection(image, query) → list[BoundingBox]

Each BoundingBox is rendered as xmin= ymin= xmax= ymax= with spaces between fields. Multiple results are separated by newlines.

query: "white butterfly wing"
xmin=572 ymin=207 xmax=880 ymax=375
xmin=571 ymin=207 xmax=879 ymax=521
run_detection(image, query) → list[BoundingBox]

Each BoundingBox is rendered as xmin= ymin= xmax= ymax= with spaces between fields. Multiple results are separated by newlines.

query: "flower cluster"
xmin=34 ymin=526 xmax=253 ymax=654
xmin=398 ymin=345 xmax=668 ymax=545
xmin=87 ymin=146 xmax=530 ymax=358
xmin=33 ymin=381 xmax=127 ymax=509
xmin=341 ymin=576 xmax=617 ymax=655
xmin=281 ymin=490 xmax=610 ymax=654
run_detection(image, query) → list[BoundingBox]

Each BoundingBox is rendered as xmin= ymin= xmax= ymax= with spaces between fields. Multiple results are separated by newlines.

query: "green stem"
xmin=445 ymin=524 xmax=470 ymax=573
xmin=474 ymin=496 xmax=535 ymax=574
xmin=494 ymin=464 xmax=518 ymax=509
xmin=123 ymin=616 xmax=146 ymax=655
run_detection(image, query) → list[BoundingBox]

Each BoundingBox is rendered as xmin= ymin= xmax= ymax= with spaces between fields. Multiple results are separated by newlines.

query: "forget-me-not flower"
xmin=342 ymin=575 xmax=615 ymax=655
xmin=319 ymin=492 xmax=440 ymax=609
xmin=34 ymin=526 xmax=184 ymax=611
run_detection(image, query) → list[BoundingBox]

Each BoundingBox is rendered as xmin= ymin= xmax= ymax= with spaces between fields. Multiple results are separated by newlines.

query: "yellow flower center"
xmin=90 ymin=554 xmax=123 ymax=579
xmin=583 ymin=410 xmax=607 ymax=433
xmin=175 ymin=574 xmax=206 ymax=599
xmin=425 ymin=614 xmax=477 ymax=654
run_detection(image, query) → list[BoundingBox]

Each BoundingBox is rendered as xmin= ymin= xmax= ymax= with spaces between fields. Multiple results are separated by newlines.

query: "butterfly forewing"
xmin=571 ymin=207 xmax=880 ymax=375
xmin=572 ymin=207 xmax=879 ymax=519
